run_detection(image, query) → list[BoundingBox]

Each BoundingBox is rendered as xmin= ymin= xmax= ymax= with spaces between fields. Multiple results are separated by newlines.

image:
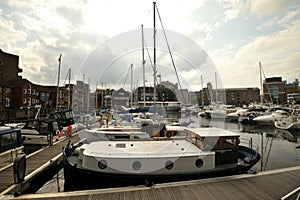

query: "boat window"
xmin=116 ymin=143 xmax=126 ymax=148
xmin=165 ymin=160 xmax=174 ymax=170
xmin=224 ymin=138 xmax=237 ymax=147
xmin=132 ymin=161 xmax=141 ymax=170
xmin=195 ymin=159 xmax=204 ymax=168
xmin=114 ymin=135 xmax=130 ymax=140
xmin=39 ymin=122 xmax=48 ymax=134
xmin=0 ymin=132 xmax=17 ymax=148
xmin=98 ymin=160 xmax=107 ymax=169
xmin=203 ymin=137 xmax=218 ymax=151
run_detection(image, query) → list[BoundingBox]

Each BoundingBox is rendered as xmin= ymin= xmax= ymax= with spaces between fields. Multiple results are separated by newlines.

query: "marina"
xmin=1 ymin=1 xmax=300 ymax=199
xmin=0 ymin=116 xmax=299 ymax=199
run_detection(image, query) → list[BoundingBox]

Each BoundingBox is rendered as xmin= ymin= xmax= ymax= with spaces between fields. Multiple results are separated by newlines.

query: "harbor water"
xmin=35 ymin=115 xmax=300 ymax=193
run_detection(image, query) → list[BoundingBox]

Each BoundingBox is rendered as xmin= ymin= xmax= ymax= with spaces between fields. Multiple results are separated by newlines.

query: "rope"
xmin=155 ymin=4 xmax=187 ymax=105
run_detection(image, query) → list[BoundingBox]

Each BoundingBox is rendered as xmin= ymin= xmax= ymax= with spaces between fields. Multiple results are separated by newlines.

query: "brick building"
xmin=0 ymin=49 xmax=72 ymax=121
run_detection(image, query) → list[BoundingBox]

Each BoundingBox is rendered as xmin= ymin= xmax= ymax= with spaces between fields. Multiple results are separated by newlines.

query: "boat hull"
xmin=62 ymin=154 xmax=238 ymax=191
xmin=62 ymin=147 xmax=258 ymax=191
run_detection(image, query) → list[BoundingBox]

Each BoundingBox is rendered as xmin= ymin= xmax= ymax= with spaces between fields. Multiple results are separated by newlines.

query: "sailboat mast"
xmin=215 ymin=72 xmax=218 ymax=104
xmin=259 ymin=61 xmax=263 ymax=104
xmin=153 ymin=1 xmax=157 ymax=106
xmin=142 ymin=24 xmax=146 ymax=107
xmin=56 ymin=54 xmax=62 ymax=111
xmin=131 ymin=64 xmax=133 ymax=108
xmin=68 ymin=68 xmax=71 ymax=110
xmin=201 ymin=75 xmax=204 ymax=106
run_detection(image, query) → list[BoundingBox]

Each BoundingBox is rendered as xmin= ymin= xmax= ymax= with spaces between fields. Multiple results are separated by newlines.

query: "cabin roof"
xmin=0 ymin=127 xmax=19 ymax=135
xmin=83 ymin=140 xmax=214 ymax=158
xmin=184 ymin=127 xmax=240 ymax=137
xmin=90 ymin=127 xmax=141 ymax=132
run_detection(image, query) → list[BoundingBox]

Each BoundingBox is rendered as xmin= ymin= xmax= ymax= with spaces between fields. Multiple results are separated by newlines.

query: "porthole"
xmin=165 ymin=160 xmax=174 ymax=170
xmin=132 ymin=161 xmax=141 ymax=170
xmin=195 ymin=159 xmax=204 ymax=168
xmin=98 ymin=160 xmax=107 ymax=169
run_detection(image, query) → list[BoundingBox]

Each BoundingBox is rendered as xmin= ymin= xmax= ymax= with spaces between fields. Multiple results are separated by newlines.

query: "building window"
xmin=5 ymin=88 xmax=11 ymax=93
xmin=23 ymin=98 xmax=27 ymax=104
xmin=28 ymin=97 xmax=31 ymax=106
xmin=32 ymin=99 xmax=35 ymax=104
xmin=28 ymin=85 xmax=31 ymax=94
xmin=24 ymin=88 xmax=27 ymax=94
xmin=32 ymin=90 xmax=35 ymax=95
xmin=5 ymin=98 xmax=10 ymax=107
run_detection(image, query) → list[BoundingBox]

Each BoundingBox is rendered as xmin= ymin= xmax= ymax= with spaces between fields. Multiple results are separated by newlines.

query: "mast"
xmin=259 ymin=62 xmax=263 ymax=104
xmin=56 ymin=54 xmax=62 ymax=111
xmin=130 ymin=64 xmax=133 ymax=108
xmin=201 ymin=75 xmax=204 ymax=106
xmin=153 ymin=1 xmax=157 ymax=106
xmin=101 ymin=82 xmax=103 ymax=109
xmin=142 ymin=24 xmax=146 ymax=107
xmin=87 ymin=77 xmax=90 ymax=112
xmin=215 ymin=72 xmax=218 ymax=104
xmin=95 ymin=83 xmax=98 ymax=110
xmin=68 ymin=68 xmax=71 ymax=110
xmin=82 ymin=74 xmax=85 ymax=112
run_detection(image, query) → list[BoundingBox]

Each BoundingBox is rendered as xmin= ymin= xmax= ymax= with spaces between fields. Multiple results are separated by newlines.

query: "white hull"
xmin=253 ymin=115 xmax=274 ymax=126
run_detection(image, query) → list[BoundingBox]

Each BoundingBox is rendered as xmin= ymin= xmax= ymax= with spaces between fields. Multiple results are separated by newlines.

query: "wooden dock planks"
xmin=1 ymin=165 xmax=299 ymax=199
xmin=0 ymin=134 xmax=80 ymax=194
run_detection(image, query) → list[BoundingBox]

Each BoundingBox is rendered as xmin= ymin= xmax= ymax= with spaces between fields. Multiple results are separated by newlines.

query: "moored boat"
xmin=253 ymin=108 xmax=292 ymax=126
xmin=274 ymin=109 xmax=300 ymax=130
xmin=62 ymin=126 xmax=260 ymax=191
xmin=20 ymin=118 xmax=59 ymax=146
xmin=0 ymin=127 xmax=24 ymax=169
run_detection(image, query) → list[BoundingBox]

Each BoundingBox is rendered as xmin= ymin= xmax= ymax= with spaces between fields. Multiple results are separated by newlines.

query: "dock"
xmin=0 ymin=165 xmax=299 ymax=199
xmin=0 ymin=133 xmax=81 ymax=195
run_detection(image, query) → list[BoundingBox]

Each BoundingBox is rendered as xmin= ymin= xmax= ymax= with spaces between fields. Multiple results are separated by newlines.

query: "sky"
xmin=1 ymin=0 xmax=300 ymax=92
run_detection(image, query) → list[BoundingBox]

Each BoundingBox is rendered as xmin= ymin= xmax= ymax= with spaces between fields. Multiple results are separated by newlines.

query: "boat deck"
xmin=0 ymin=134 xmax=80 ymax=194
xmin=1 ymin=165 xmax=300 ymax=199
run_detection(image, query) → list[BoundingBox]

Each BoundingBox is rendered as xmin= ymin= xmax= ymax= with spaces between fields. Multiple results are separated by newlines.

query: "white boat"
xmin=78 ymin=126 xmax=150 ymax=143
xmin=253 ymin=108 xmax=292 ymax=126
xmin=274 ymin=109 xmax=300 ymax=130
xmin=62 ymin=126 xmax=260 ymax=191
xmin=0 ymin=127 xmax=24 ymax=169
xmin=226 ymin=108 xmax=248 ymax=122
xmin=20 ymin=118 xmax=59 ymax=146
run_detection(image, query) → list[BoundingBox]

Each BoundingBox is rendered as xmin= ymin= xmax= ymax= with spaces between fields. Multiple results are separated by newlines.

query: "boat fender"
xmin=66 ymin=125 xmax=72 ymax=137
xmin=244 ymin=157 xmax=252 ymax=164
xmin=13 ymin=153 xmax=26 ymax=184
xmin=166 ymin=131 xmax=172 ymax=138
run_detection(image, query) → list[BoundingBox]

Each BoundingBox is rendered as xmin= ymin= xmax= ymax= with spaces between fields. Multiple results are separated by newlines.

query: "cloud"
xmin=250 ymin=0 xmax=295 ymax=17
xmin=210 ymin=14 xmax=300 ymax=88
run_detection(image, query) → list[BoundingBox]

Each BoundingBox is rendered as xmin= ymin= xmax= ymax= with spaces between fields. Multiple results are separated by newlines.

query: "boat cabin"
xmin=48 ymin=109 xmax=75 ymax=127
xmin=0 ymin=127 xmax=24 ymax=168
xmin=21 ymin=118 xmax=59 ymax=145
xmin=163 ymin=126 xmax=240 ymax=165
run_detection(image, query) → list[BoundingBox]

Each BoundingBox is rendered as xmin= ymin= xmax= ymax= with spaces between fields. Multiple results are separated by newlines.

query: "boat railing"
xmin=239 ymin=137 xmax=259 ymax=151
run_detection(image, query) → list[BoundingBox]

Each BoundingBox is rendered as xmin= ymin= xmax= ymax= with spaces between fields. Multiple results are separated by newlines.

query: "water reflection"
xmin=195 ymin=116 xmax=300 ymax=172
xmin=237 ymin=123 xmax=300 ymax=143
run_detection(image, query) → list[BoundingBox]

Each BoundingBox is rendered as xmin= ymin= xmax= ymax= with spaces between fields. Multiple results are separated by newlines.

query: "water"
xmin=35 ymin=115 xmax=300 ymax=193
xmin=193 ymin=116 xmax=300 ymax=172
